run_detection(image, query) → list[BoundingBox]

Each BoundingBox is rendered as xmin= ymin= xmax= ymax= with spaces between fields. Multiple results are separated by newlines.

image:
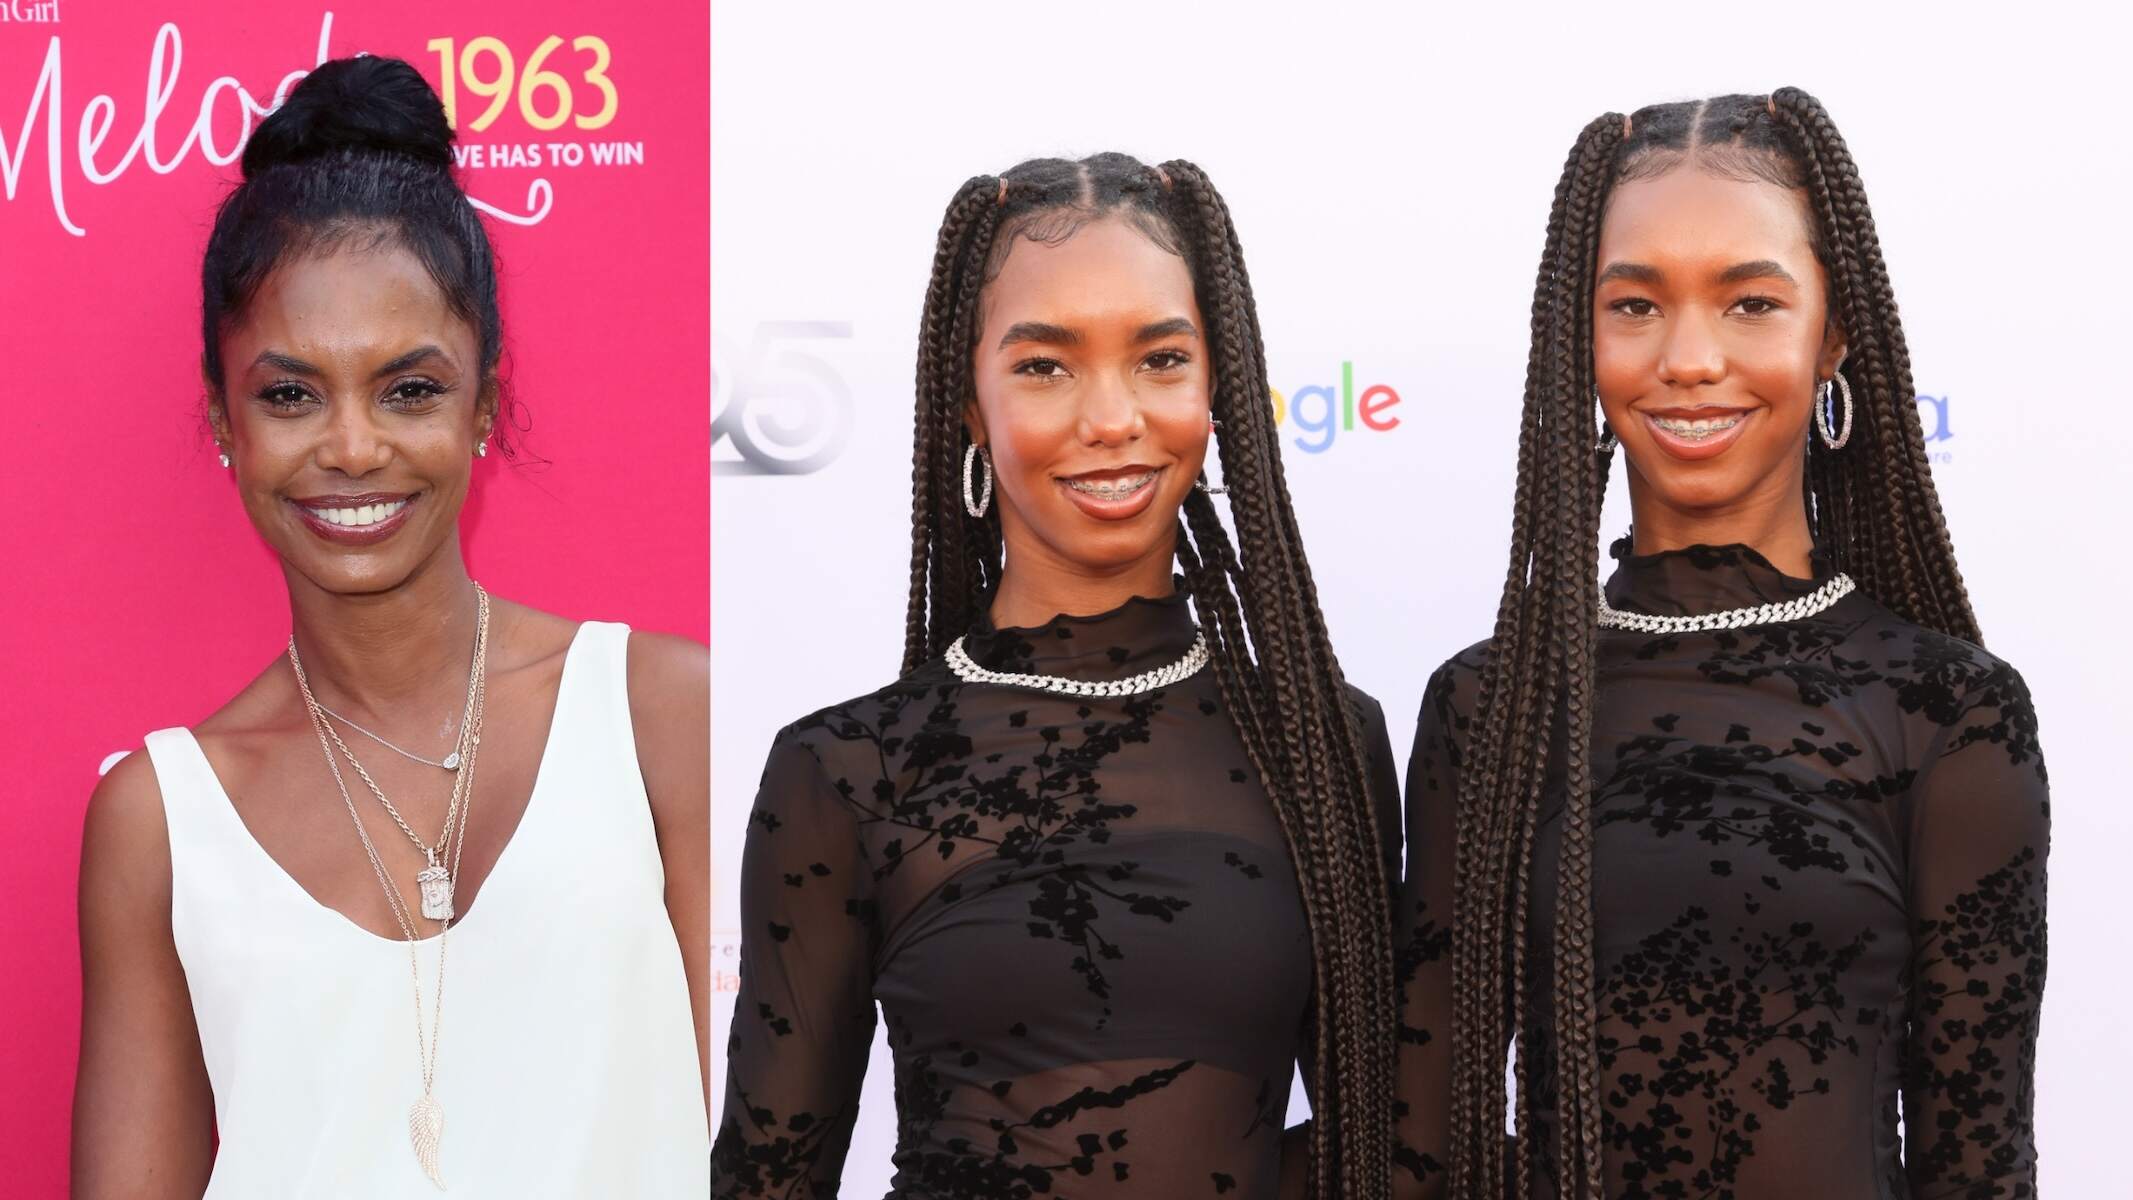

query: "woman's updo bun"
xmin=202 ymin=55 xmax=510 ymax=452
xmin=241 ymin=56 xmax=455 ymax=178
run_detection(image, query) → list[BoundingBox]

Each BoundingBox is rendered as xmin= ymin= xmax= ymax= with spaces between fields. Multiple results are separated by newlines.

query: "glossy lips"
xmin=1056 ymin=465 xmax=1164 ymax=521
xmin=289 ymin=491 xmax=420 ymax=545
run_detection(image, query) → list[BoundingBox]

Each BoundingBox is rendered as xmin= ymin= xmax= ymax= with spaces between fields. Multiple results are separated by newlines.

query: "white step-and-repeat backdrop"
xmin=713 ymin=3 xmax=2129 ymax=1192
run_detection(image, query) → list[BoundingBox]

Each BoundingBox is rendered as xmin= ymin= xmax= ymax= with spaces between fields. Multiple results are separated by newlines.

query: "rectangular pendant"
xmin=416 ymin=864 xmax=454 ymax=922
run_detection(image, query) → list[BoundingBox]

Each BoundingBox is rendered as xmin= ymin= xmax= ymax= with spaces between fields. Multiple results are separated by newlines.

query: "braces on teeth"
xmin=1063 ymin=471 xmax=1158 ymax=500
xmin=1652 ymin=414 xmax=1744 ymax=441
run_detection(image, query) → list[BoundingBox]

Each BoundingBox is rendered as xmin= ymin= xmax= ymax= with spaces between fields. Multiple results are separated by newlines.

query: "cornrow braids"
xmin=901 ymin=152 xmax=1398 ymax=1198
xmin=1450 ymin=90 xmax=1981 ymax=1200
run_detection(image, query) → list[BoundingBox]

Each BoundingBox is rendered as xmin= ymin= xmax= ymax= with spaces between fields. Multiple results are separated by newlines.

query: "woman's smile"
xmin=287 ymin=490 xmax=422 ymax=545
xmin=1638 ymin=404 xmax=1758 ymax=461
xmin=1056 ymin=464 xmax=1165 ymax=519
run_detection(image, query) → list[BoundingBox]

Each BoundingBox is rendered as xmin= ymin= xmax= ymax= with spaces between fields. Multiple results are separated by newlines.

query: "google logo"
xmin=1271 ymin=362 xmax=1402 ymax=454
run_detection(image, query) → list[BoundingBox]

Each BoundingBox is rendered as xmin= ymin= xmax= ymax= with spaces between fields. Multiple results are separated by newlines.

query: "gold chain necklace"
xmin=306 ymin=666 xmax=478 ymax=919
xmin=288 ymin=583 xmax=490 ymax=1190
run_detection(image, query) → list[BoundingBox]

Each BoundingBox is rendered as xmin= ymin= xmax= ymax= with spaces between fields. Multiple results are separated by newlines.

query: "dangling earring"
xmin=962 ymin=443 xmax=993 ymax=517
xmin=217 ymin=449 xmax=231 ymax=469
xmin=475 ymin=440 xmax=489 ymax=458
xmin=1815 ymin=371 xmax=1854 ymax=450
xmin=1593 ymin=386 xmax=1618 ymax=452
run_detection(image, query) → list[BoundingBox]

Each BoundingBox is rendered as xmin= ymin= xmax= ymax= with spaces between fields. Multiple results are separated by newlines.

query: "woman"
xmin=1395 ymin=92 xmax=2048 ymax=1199
xmin=71 ymin=57 xmax=710 ymax=1196
xmin=712 ymin=153 xmax=1399 ymax=1199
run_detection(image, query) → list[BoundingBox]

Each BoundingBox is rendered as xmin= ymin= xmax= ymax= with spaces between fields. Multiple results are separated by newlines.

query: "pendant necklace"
xmin=315 ymin=698 xmax=465 ymax=771
xmin=288 ymin=582 xmax=490 ymax=1188
xmin=292 ymin=606 xmax=486 ymax=920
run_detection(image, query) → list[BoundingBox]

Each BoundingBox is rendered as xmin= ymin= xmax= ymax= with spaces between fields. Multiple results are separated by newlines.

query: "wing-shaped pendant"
xmin=409 ymin=1093 xmax=446 ymax=1189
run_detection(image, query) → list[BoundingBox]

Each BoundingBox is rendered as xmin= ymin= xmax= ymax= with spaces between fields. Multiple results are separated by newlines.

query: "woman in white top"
xmin=71 ymin=56 xmax=709 ymax=1197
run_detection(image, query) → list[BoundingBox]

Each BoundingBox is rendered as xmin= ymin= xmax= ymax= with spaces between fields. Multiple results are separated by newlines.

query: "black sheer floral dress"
xmin=714 ymin=590 xmax=1400 ymax=1199
xmin=1396 ymin=541 xmax=2049 ymax=1200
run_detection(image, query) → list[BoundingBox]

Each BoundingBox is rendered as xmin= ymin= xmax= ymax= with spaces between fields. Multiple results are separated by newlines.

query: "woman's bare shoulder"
xmin=81 ymin=743 xmax=174 ymax=911
xmin=484 ymin=595 xmax=585 ymax=673
xmin=623 ymin=628 xmax=707 ymax=802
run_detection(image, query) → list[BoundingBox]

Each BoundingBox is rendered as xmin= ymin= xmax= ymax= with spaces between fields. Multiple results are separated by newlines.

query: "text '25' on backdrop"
xmin=0 ymin=4 xmax=707 ymax=1191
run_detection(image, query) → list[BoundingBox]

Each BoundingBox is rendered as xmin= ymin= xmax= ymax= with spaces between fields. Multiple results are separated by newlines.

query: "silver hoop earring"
xmin=1815 ymin=372 xmax=1854 ymax=450
xmin=1593 ymin=386 xmax=1618 ymax=452
xmin=1195 ymin=476 xmax=1228 ymax=496
xmin=218 ymin=450 xmax=231 ymax=469
xmin=962 ymin=444 xmax=993 ymax=517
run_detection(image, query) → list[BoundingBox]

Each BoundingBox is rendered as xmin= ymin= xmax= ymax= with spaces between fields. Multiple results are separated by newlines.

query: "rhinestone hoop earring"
xmin=1195 ymin=476 xmax=1229 ymax=496
xmin=1593 ymin=386 xmax=1618 ymax=452
xmin=1815 ymin=372 xmax=1854 ymax=450
xmin=962 ymin=443 xmax=993 ymax=517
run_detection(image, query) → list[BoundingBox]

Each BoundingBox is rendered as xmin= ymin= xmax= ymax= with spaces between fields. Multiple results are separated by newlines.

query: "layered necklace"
xmin=304 ymin=617 xmax=483 ymax=921
xmin=287 ymin=582 xmax=490 ymax=1190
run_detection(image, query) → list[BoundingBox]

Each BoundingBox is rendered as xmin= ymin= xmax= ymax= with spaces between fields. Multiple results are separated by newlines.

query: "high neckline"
xmin=1603 ymin=536 xmax=1836 ymax=619
xmin=962 ymin=585 xmax=1200 ymax=682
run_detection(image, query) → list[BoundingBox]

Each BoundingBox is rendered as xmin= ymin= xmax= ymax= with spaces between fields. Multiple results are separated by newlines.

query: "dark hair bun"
xmin=242 ymin=56 xmax=454 ymax=178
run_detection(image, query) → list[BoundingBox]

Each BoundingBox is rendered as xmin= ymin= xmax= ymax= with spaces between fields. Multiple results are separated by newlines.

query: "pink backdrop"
xmin=0 ymin=4 xmax=708 ymax=1191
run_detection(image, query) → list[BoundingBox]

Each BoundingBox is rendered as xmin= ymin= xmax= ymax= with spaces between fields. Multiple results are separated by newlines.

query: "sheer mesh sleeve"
xmin=1901 ymin=655 xmax=2049 ymax=1199
xmin=712 ymin=730 xmax=878 ymax=1198
xmin=1393 ymin=653 xmax=1475 ymax=1198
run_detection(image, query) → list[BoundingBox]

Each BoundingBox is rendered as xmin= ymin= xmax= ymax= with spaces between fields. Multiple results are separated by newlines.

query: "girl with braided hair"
xmin=714 ymin=153 xmax=1400 ymax=1199
xmin=1395 ymin=91 xmax=2049 ymax=1200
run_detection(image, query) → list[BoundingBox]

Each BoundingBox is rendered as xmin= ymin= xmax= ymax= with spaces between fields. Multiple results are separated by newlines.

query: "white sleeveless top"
xmin=143 ymin=621 xmax=709 ymax=1198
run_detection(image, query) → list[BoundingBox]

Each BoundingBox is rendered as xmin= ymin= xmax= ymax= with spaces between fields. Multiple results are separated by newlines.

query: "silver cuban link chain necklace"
xmin=288 ymin=582 xmax=490 ymax=1190
xmin=945 ymin=631 xmax=1210 ymax=696
xmin=1596 ymin=573 xmax=1857 ymax=634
